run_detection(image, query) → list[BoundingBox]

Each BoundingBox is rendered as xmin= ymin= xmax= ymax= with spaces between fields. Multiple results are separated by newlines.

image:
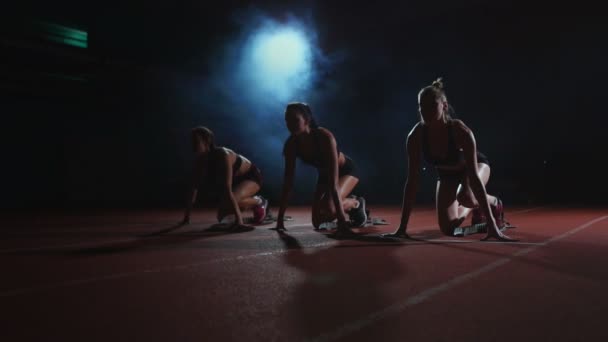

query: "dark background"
xmin=1 ymin=0 xmax=606 ymax=210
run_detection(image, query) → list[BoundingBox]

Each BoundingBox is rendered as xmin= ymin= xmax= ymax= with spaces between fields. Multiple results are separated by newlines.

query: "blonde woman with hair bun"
xmin=385 ymin=78 xmax=516 ymax=241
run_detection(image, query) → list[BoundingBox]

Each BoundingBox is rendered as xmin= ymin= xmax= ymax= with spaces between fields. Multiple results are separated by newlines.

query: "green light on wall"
xmin=38 ymin=22 xmax=88 ymax=48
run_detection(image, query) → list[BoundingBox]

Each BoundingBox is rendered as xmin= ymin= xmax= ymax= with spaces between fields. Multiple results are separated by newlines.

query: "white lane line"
xmin=306 ymin=215 xmax=608 ymax=342
xmin=0 ymin=209 xmax=553 ymax=296
xmin=422 ymin=239 xmax=544 ymax=246
xmin=510 ymin=206 xmax=544 ymax=215
xmin=0 ymin=207 xmax=542 ymax=253
xmin=0 ymin=237 xmax=545 ymax=297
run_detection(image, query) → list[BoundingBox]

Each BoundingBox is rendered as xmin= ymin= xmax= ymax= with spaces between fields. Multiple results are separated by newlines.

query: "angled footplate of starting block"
xmin=453 ymin=223 xmax=516 ymax=237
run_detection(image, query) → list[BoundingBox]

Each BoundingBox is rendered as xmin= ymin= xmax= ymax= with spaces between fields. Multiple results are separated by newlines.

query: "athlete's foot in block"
xmin=251 ymin=196 xmax=269 ymax=224
xmin=347 ymin=197 xmax=368 ymax=228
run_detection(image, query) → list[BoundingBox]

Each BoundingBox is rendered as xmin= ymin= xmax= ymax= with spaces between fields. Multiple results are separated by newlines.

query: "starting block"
xmin=453 ymin=222 xmax=517 ymax=237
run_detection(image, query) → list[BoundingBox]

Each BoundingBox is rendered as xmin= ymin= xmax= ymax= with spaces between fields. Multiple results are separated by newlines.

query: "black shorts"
xmin=476 ymin=151 xmax=490 ymax=166
xmin=200 ymin=164 xmax=262 ymax=204
xmin=317 ymin=156 xmax=358 ymax=185
xmin=233 ymin=163 xmax=263 ymax=188
xmin=437 ymin=151 xmax=490 ymax=182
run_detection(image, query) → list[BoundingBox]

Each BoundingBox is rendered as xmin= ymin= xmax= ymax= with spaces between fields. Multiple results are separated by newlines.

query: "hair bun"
xmin=431 ymin=77 xmax=444 ymax=89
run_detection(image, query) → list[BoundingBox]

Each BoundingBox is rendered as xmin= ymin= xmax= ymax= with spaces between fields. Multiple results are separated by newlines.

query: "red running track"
xmin=1 ymin=206 xmax=608 ymax=341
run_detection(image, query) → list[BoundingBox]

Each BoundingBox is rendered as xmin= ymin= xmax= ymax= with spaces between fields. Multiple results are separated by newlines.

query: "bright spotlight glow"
xmin=240 ymin=25 xmax=313 ymax=103
xmin=251 ymin=29 xmax=311 ymax=75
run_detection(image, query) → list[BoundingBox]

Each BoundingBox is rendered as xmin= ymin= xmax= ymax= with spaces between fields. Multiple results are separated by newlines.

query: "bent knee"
xmin=236 ymin=198 xmax=251 ymax=209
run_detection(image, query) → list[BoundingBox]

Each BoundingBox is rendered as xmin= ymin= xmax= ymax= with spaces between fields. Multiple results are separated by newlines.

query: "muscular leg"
xmin=311 ymin=175 xmax=360 ymax=228
xmin=217 ymin=180 xmax=261 ymax=222
xmin=441 ymin=164 xmax=515 ymax=241
xmin=436 ymin=177 xmax=465 ymax=236
xmin=456 ymin=163 xmax=497 ymax=214
xmin=234 ymin=180 xmax=262 ymax=208
xmin=338 ymin=175 xmax=359 ymax=211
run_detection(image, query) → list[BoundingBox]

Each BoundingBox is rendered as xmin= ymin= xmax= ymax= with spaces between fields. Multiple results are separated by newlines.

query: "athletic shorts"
xmin=317 ymin=156 xmax=358 ymax=185
xmin=437 ymin=151 xmax=490 ymax=182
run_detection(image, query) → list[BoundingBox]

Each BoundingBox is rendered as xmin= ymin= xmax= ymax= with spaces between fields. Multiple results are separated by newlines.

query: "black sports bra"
xmin=421 ymin=121 xmax=464 ymax=167
xmin=295 ymin=128 xmax=340 ymax=169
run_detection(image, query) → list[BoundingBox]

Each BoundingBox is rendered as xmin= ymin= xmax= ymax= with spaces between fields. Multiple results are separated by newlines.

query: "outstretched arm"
xmin=218 ymin=152 xmax=245 ymax=225
xmin=182 ymin=188 xmax=198 ymax=224
xmin=457 ymin=122 xmax=516 ymax=241
xmin=182 ymin=159 xmax=204 ymax=224
xmin=276 ymin=138 xmax=297 ymax=230
xmin=392 ymin=125 xmax=422 ymax=236
xmin=319 ymin=131 xmax=348 ymax=229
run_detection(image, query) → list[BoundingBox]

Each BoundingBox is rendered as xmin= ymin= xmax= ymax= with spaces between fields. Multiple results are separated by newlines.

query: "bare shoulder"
xmin=451 ymin=119 xmax=474 ymax=138
xmin=407 ymin=122 xmax=423 ymax=144
xmin=316 ymin=127 xmax=336 ymax=145
xmin=316 ymin=127 xmax=334 ymax=139
xmin=450 ymin=120 xmax=477 ymax=151
xmin=215 ymin=146 xmax=230 ymax=158
xmin=451 ymin=119 xmax=470 ymax=132
xmin=222 ymin=146 xmax=236 ymax=155
xmin=409 ymin=122 xmax=422 ymax=137
xmin=210 ymin=147 xmax=231 ymax=167
xmin=405 ymin=123 xmax=423 ymax=161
